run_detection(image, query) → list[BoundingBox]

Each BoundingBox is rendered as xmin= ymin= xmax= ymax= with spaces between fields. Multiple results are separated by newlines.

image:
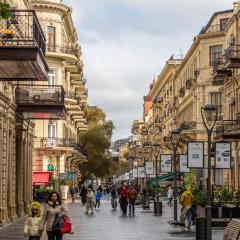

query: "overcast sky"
xmin=64 ymin=0 xmax=232 ymax=141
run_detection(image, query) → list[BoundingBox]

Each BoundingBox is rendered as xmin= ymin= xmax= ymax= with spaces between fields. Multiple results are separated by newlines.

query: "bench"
xmin=223 ymin=219 xmax=240 ymax=240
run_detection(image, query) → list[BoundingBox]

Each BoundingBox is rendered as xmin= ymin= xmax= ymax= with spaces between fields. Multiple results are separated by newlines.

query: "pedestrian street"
xmin=0 ymin=197 xmax=225 ymax=240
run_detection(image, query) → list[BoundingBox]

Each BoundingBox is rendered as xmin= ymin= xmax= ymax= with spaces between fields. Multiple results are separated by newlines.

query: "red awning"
xmin=32 ymin=171 xmax=52 ymax=186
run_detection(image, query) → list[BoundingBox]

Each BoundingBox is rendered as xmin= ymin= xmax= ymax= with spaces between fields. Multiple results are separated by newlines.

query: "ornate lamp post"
xmin=201 ymin=104 xmax=218 ymax=240
xmin=133 ymin=160 xmax=138 ymax=190
xmin=152 ymin=143 xmax=161 ymax=215
xmin=143 ymin=145 xmax=150 ymax=191
xmin=170 ymin=128 xmax=181 ymax=221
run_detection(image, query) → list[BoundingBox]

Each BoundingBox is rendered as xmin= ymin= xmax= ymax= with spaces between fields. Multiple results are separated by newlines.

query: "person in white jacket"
xmin=24 ymin=201 xmax=42 ymax=240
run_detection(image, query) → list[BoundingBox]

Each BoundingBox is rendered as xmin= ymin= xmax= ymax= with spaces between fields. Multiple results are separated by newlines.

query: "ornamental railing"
xmin=0 ymin=10 xmax=46 ymax=55
xmin=38 ymin=137 xmax=76 ymax=148
xmin=216 ymin=120 xmax=240 ymax=138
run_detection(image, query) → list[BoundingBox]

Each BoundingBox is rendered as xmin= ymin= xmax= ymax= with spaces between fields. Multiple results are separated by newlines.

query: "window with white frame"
xmin=48 ymin=69 xmax=55 ymax=85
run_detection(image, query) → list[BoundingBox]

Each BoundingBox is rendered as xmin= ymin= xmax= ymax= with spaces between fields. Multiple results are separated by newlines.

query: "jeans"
xmin=95 ymin=200 xmax=100 ymax=208
xmin=129 ymin=199 xmax=135 ymax=215
xmin=47 ymin=231 xmax=63 ymax=240
xmin=111 ymin=197 xmax=117 ymax=208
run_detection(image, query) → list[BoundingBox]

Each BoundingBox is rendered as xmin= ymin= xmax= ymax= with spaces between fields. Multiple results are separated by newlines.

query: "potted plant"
xmin=192 ymin=187 xmax=207 ymax=217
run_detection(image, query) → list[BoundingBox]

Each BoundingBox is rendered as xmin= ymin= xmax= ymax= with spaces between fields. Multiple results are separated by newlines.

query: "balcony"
xmin=179 ymin=121 xmax=196 ymax=131
xmin=212 ymin=59 xmax=232 ymax=86
xmin=64 ymin=91 xmax=79 ymax=105
xmin=46 ymin=45 xmax=77 ymax=62
xmin=15 ymin=85 xmax=66 ymax=119
xmin=225 ymin=45 xmax=240 ymax=68
xmin=37 ymin=137 xmax=76 ymax=149
xmin=216 ymin=120 xmax=240 ymax=140
xmin=0 ymin=10 xmax=48 ymax=81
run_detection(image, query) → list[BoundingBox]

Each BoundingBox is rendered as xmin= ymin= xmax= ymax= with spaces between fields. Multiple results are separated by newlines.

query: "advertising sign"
xmin=179 ymin=155 xmax=190 ymax=173
xmin=160 ymin=154 xmax=172 ymax=173
xmin=133 ymin=169 xmax=138 ymax=178
xmin=145 ymin=161 xmax=154 ymax=175
xmin=125 ymin=172 xmax=130 ymax=180
xmin=187 ymin=142 xmax=204 ymax=168
xmin=215 ymin=142 xmax=231 ymax=169
xmin=138 ymin=167 xmax=145 ymax=178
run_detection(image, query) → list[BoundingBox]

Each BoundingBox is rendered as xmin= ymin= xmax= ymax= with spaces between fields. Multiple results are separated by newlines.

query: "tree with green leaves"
xmin=78 ymin=106 xmax=115 ymax=182
xmin=0 ymin=3 xmax=11 ymax=19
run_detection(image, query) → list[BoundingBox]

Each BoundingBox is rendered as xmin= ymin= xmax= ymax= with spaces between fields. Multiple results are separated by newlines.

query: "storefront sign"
xmin=145 ymin=161 xmax=154 ymax=175
xmin=215 ymin=142 xmax=231 ymax=169
xmin=187 ymin=141 xmax=204 ymax=168
xmin=160 ymin=154 xmax=172 ymax=173
xmin=179 ymin=155 xmax=190 ymax=173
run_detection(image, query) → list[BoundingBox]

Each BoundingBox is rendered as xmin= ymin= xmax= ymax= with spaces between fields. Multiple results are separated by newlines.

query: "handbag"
xmin=61 ymin=216 xmax=72 ymax=234
xmin=52 ymin=213 xmax=64 ymax=231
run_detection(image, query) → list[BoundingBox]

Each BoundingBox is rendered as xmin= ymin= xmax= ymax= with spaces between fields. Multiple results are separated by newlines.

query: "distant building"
xmin=112 ymin=138 xmax=129 ymax=151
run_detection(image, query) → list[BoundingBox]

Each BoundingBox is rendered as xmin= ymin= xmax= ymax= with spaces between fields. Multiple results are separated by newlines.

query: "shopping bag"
xmin=61 ymin=216 xmax=72 ymax=234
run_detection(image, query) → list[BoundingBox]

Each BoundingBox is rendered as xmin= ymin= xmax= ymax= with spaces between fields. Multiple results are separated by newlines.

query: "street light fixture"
xmin=170 ymin=128 xmax=181 ymax=221
xmin=152 ymin=142 xmax=161 ymax=215
xmin=201 ymin=104 xmax=218 ymax=240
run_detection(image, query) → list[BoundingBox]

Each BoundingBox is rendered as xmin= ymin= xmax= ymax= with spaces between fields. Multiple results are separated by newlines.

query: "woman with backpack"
xmin=39 ymin=192 xmax=68 ymax=240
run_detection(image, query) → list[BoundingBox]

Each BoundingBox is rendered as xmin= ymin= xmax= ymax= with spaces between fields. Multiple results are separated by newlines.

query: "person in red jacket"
xmin=119 ymin=185 xmax=128 ymax=216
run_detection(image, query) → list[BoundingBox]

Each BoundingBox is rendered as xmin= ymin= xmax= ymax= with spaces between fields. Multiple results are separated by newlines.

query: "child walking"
xmin=24 ymin=201 xmax=42 ymax=240
xmin=95 ymin=189 xmax=102 ymax=210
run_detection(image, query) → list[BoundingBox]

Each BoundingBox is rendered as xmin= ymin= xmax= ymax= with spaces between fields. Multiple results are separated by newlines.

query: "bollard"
xmin=154 ymin=201 xmax=162 ymax=215
xmin=195 ymin=217 xmax=206 ymax=240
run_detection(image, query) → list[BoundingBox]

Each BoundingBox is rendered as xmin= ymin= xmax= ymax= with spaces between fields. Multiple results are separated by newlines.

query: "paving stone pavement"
xmin=0 ymin=197 xmax=225 ymax=240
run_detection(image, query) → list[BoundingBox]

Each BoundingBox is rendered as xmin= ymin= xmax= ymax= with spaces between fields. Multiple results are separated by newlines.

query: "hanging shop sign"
xmin=138 ymin=167 xmax=145 ymax=178
xmin=187 ymin=141 xmax=204 ymax=168
xmin=215 ymin=142 xmax=231 ymax=169
xmin=179 ymin=155 xmax=190 ymax=173
xmin=145 ymin=161 xmax=154 ymax=175
xmin=160 ymin=154 xmax=172 ymax=173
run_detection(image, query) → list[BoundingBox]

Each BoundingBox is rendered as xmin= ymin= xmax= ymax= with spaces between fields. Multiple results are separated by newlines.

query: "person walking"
xmin=106 ymin=185 xmax=111 ymax=200
xmin=95 ymin=189 xmax=102 ymax=210
xmin=180 ymin=188 xmax=193 ymax=230
xmin=127 ymin=186 xmax=138 ymax=216
xmin=167 ymin=186 xmax=173 ymax=206
xmin=119 ymin=185 xmax=128 ymax=216
xmin=85 ymin=185 xmax=94 ymax=215
xmin=24 ymin=201 xmax=42 ymax=240
xmin=69 ymin=184 xmax=76 ymax=204
xmin=110 ymin=185 xmax=117 ymax=210
xmin=39 ymin=192 xmax=68 ymax=240
xmin=80 ymin=186 xmax=87 ymax=205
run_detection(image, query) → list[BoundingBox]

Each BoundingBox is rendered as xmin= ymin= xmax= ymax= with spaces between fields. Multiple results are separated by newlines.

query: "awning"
xmin=32 ymin=171 xmax=52 ymax=186
xmin=149 ymin=172 xmax=183 ymax=185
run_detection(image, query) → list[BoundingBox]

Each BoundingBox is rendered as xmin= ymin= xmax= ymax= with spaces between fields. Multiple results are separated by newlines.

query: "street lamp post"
xmin=143 ymin=145 xmax=150 ymax=191
xmin=152 ymin=143 xmax=161 ymax=215
xmin=170 ymin=128 xmax=181 ymax=222
xmin=201 ymin=104 xmax=218 ymax=240
xmin=133 ymin=160 xmax=138 ymax=190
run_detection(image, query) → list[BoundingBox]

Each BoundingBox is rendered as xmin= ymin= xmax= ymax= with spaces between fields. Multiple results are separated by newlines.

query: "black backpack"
xmin=52 ymin=213 xmax=64 ymax=231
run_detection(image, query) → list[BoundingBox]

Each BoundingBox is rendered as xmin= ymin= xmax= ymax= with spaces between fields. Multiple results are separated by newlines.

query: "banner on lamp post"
xmin=160 ymin=154 xmax=172 ymax=173
xmin=145 ymin=161 xmax=154 ymax=175
xmin=125 ymin=172 xmax=130 ymax=180
xmin=187 ymin=141 xmax=204 ymax=168
xmin=133 ymin=169 xmax=138 ymax=178
xmin=179 ymin=155 xmax=190 ymax=173
xmin=215 ymin=142 xmax=231 ymax=169
xmin=138 ymin=167 xmax=145 ymax=178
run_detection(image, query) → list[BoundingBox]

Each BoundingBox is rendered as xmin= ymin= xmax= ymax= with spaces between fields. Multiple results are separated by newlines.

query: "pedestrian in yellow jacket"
xmin=24 ymin=201 xmax=42 ymax=240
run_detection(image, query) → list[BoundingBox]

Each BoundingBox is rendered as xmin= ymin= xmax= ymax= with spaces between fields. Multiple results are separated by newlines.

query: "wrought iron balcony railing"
xmin=216 ymin=120 xmax=240 ymax=139
xmin=47 ymin=44 xmax=77 ymax=56
xmin=38 ymin=137 xmax=76 ymax=148
xmin=0 ymin=10 xmax=46 ymax=54
xmin=15 ymin=85 xmax=66 ymax=119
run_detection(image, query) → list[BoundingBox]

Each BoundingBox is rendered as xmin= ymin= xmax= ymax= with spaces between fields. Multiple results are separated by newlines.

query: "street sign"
xmin=145 ymin=161 xmax=154 ymax=175
xmin=179 ymin=155 xmax=190 ymax=173
xmin=160 ymin=154 xmax=172 ymax=173
xmin=215 ymin=142 xmax=231 ymax=169
xmin=187 ymin=141 xmax=204 ymax=168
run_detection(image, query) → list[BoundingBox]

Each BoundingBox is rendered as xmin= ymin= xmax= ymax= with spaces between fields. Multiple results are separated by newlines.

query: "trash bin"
xmin=195 ymin=217 xmax=206 ymax=240
xmin=154 ymin=201 xmax=162 ymax=215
